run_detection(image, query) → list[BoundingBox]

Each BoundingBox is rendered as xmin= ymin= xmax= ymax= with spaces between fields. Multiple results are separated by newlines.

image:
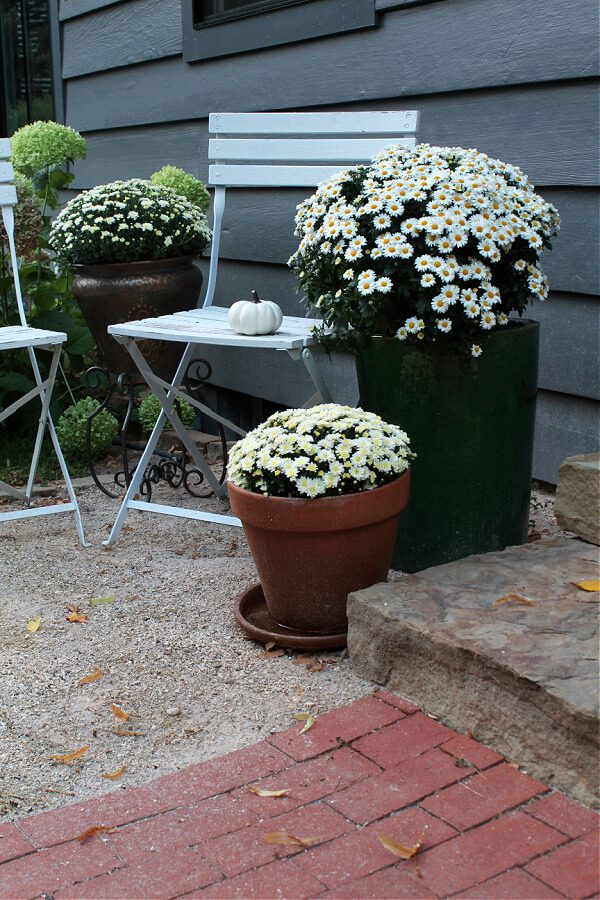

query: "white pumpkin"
xmin=228 ymin=291 xmax=283 ymax=336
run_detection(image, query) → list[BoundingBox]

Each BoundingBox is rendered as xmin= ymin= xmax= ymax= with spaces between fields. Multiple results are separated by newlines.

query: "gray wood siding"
xmin=56 ymin=0 xmax=600 ymax=483
xmin=62 ymin=0 xmax=599 ymax=131
xmin=73 ymin=81 xmax=600 ymax=189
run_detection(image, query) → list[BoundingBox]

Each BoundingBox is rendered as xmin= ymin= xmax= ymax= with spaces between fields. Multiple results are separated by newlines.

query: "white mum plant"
xmin=50 ymin=178 xmax=211 ymax=265
xmin=289 ymin=144 xmax=560 ymax=357
xmin=227 ymin=403 xmax=414 ymax=499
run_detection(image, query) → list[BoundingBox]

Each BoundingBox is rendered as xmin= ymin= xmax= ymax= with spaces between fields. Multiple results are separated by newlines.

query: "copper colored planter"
xmin=227 ymin=472 xmax=411 ymax=637
xmin=73 ymin=256 xmax=203 ymax=380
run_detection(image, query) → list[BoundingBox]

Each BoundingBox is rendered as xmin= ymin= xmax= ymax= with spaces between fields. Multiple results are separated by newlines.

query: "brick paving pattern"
xmin=1 ymin=689 xmax=598 ymax=899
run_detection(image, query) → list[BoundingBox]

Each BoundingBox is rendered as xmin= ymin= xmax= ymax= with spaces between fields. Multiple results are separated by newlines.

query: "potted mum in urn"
xmin=49 ymin=168 xmax=211 ymax=379
xmin=227 ymin=403 xmax=414 ymax=648
xmin=289 ymin=144 xmax=560 ymax=572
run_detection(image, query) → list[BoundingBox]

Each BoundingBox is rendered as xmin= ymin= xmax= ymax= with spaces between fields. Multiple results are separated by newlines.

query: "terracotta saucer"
xmin=233 ymin=583 xmax=347 ymax=650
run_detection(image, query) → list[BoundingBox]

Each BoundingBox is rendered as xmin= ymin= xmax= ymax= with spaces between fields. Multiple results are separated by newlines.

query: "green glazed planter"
xmin=356 ymin=319 xmax=539 ymax=573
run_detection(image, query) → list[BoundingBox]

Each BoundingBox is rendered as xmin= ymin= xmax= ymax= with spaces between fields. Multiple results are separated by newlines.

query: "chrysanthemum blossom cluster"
xmin=49 ymin=179 xmax=212 ymax=265
xmin=227 ymin=403 xmax=414 ymax=499
xmin=290 ymin=144 xmax=560 ymax=357
xmin=10 ymin=121 xmax=86 ymax=176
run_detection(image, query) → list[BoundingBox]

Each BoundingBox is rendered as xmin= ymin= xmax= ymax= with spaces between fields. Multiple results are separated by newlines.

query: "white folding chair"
xmin=0 ymin=138 xmax=86 ymax=544
xmin=104 ymin=111 xmax=419 ymax=544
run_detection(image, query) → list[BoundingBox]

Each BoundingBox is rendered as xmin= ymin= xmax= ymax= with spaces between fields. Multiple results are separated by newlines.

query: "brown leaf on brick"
xmin=246 ymin=784 xmax=290 ymax=798
xmin=111 ymin=703 xmax=130 ymax=721
xmin=378 ymin=832 xmax=424 ymax=859
xmin=263 ymin=831 xmax=322 ymax=847
xmin=76 ymin=824 xmax=117 ymax=842
xmin=101 ymin=765 xmax=126 ymax=781
xmin=49 ymin=745 xmax=90 ymax=764
xmin=79 ymin=668 xmax=102 ymax=685
xmin=494 ymin=593 xmax=538 ymax=607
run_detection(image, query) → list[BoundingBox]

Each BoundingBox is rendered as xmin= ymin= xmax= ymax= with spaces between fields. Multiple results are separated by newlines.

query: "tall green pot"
xmin=356 ymin=320 xmax=539 ymax=572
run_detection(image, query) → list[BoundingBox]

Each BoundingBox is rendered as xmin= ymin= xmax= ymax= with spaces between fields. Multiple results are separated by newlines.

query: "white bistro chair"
xmin=0 ymin=138 xmax=86 ymax=544
xmin=104 ymin=110 xmax=419 ymax=544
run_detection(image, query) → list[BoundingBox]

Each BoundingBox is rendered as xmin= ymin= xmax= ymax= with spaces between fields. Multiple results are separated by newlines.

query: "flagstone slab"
xmin=347 ymin=537 xmax=600 ymax=807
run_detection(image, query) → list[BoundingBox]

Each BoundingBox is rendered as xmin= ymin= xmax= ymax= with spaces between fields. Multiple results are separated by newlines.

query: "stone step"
xmin=348 ymin=537 xmax=600 ymax=808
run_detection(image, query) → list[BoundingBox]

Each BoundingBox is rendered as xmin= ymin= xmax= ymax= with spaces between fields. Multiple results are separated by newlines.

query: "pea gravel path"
xmin=0 ymin=479 xmax=564 ymax=823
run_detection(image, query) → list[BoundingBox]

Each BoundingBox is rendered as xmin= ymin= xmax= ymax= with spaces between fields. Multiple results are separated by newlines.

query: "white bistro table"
xmin=102 ymin=305 xmax=331 ymax=545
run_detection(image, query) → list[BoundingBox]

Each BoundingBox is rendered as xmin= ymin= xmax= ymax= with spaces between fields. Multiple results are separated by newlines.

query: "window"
xmin=182 ymin=0 xmax=376 ymax=63
xmin=195 ymin=0 xmax=311 ymax=27
xmin=0 ymin=0 xmax=55 ymax=137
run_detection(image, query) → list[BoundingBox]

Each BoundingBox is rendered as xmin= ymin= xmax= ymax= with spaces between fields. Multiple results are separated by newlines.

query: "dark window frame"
xmin=182 ymin=0 xmax=376 ymax=63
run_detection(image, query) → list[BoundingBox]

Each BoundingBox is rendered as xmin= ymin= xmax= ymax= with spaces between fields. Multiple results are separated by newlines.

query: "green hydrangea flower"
xmin=10 ymin=121 xmax=87 ymax=177
xmin=150 ymin=165 xmax=210 ymax=212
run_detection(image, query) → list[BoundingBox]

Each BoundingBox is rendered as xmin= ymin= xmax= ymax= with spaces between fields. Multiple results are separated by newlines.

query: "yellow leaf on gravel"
xmin=494 ymin=593 xmax=538 ymax=607
xmin=80 ymin=668 xmax=102 ymax=685
xmin=101 ymin=765 xmax=126 ymax=781
xmin=378 ymin=833 xmax=423 ymax=859
xmin=574 ymin=580 xmax=600 ymax=592
xmin=111 ymin=703 xmax=130 ymax=721
xmin=246 ymin=785 xmax=290 ymax=798
xmin=263 ymin=831 xmax=322 ymax=847
xmin=88 ymin=596 xmax=116 ymax=606
xmin=26 ymin=615 xmax=41 ymax=632
xmin=49 ymin=745 xmax=90 ymax=764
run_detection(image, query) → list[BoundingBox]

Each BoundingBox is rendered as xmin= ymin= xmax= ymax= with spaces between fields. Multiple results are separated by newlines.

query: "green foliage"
xmin=0 ymin=123 xmax=93 ymax=420
xmin=55 ymin=397 xmax=119 ymax=463
xmin=138 ymin=392 xmax=196 ymax=434
xmin=150 ymin=166 xmax=211 ymax=212
xmin=49 ymin=179 xmax=212 ymax=265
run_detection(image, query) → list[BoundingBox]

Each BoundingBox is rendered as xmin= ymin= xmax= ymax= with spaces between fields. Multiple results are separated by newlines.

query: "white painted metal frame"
xmin=0 ymin=139 xmax=86 ymax=544
xmin=104 ymin=110 xmax=419 ymax=545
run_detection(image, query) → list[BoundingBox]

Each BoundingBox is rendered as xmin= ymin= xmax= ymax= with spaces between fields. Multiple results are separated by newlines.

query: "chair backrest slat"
xmin=0 ymin=138 xmax=11 ymax=160
xmin=209 ymin=111 xmax=418 ymax=134
xmin=0 ymin=138 xmax=28 ymax=326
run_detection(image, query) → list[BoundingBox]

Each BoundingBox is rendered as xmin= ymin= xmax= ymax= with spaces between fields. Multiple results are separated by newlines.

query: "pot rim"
xmin=73 ymin=256 xmax=196 ymax=273
xmin=227 ymin=469 xmax=411 ymax=533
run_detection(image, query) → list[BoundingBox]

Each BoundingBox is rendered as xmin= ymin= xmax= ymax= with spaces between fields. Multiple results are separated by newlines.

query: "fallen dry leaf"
xmin=101 ymin=765 xmax=126 ymax=781
xmin=88 ymin=595 xmax=116 ymax=606
xmin=114 ymin=729 xmax=145 ymax=737
xmin=574 ymin=579 xmax=600 ymax=592
xmin=76 ymin=825 xmax=117 ymax=842
xmin=264 ymin=641 xmax=276 ymax=652
xmin=49 ymin=745 xmax=90 ymax=764
xmin=293 ymin=712 xmax=317 ymax=734
xmin=80 ymin=668 xmax=102 ymax=685
xmin=66 ymin=605 xmax=88 ymax=623
xmin=25 ymin=615 xmax=41 ymax=633
xmin=246 ymin=785 xmax=290 ymax=798
xmin=111 ymin=703 xmax=130 ymax=721
xmin=377 ymin=832 xmax=424 ymax=860
xmin=263 ymin=831 xmax=322 ymax=847
xmin=494 ymin=593 xmax=538 ymax=607
xmin=262 ymin=648 xmax=286 ymax=659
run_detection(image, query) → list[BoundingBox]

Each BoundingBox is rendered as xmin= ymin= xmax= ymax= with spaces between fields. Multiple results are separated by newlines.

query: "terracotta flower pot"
xmin=227 ymin=472 xmax=411 ymax=635
xmin=72 ymin=256 xmax=203 ymax=380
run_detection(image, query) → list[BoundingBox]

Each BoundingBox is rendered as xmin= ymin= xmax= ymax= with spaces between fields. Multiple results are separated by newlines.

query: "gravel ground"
xmin=0 ymin=475 xmax=565 ymax=823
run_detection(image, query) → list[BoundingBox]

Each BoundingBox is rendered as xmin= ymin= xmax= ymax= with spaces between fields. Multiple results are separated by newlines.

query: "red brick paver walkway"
xmin=1 ymin=691 xmax=598 ymax=899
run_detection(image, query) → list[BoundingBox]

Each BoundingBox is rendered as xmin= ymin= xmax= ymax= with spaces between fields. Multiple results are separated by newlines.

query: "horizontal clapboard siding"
xmin=61 ymin=0 xmax=181 ymax=76
xmin=72 ymin=81 xmax=600 ymax=190
xmin=534 ymin=392 xmax=600 ymax=483
xmin=63 ymin=0 xmax=598 ymax=131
